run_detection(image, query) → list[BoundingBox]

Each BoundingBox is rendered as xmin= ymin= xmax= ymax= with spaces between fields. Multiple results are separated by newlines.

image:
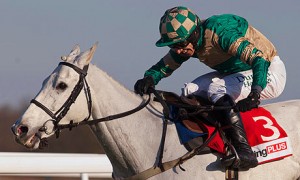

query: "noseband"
xmin=31 ymin=62 xmax=92 ymax=136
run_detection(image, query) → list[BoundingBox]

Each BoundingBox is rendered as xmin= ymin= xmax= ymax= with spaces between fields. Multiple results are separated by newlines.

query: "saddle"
xmin=155 ymin=90 xmax=226 ymax=154
xmin=156 ymin=90 xmax=221 ymax=129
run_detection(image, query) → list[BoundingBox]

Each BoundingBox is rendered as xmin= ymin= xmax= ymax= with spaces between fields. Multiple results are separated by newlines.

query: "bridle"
xmin=30 ymin=62 xmax=92 ymax=136
xmin=30 ymin=61 xmax=151 ymax=138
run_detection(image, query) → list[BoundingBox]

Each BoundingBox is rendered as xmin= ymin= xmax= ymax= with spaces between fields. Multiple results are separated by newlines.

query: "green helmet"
xmin=156 ymin=6 xmax=200 ymax=47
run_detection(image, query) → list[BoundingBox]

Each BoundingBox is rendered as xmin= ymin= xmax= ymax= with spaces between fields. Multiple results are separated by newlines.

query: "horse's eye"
xmin=56 ymin=82 xmax=68 ymax=90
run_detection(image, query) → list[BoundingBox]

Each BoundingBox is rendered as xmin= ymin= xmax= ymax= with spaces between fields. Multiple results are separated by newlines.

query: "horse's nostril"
xmin=16 ymin=125 xmax=29 ymax=136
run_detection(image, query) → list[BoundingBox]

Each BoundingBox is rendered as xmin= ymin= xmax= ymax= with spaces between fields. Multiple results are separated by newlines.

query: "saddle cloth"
xmin=174 ymin=107 xmax=293 ymax=164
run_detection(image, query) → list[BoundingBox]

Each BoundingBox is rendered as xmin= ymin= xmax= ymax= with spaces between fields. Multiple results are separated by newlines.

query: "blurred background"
xmin=0 ymin=0 xmax=299 ymax=179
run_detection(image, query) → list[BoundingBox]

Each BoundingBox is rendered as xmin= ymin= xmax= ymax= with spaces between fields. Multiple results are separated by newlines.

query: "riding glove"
xmin=236 ymin=91 xmax=260 ymax=112
xmin=134 ymin=76 xmax=155 ymax=96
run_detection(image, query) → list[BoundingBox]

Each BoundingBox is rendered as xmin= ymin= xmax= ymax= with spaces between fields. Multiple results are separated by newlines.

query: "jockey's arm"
xmin=144 ymin=50 xmax=189 ymax=85
xmin=228 ymin=39 xmax=271 ymax=93
xmin=221 ymin=30 xmax=271 ymax=111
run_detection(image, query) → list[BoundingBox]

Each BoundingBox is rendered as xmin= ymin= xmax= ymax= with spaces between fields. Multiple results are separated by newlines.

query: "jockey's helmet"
xmin=156 ymin=6 xmax=200 ymax=47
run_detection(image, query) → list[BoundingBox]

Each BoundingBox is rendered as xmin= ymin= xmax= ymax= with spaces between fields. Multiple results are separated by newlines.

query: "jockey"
xmin=134 ymin=6 xmax=286 ymax=169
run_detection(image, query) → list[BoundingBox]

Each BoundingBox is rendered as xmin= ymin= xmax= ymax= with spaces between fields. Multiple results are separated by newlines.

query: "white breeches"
xmin=181 ymin=56 xmax=286 ymax=103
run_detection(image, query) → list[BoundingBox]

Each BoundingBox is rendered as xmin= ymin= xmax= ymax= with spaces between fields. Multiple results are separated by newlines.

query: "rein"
xmin=57 ymin=94 xmax=151 ymax=129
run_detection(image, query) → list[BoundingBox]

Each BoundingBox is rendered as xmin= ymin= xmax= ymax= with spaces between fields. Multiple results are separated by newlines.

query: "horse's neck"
xmin=83 ymin=67 xmax=300 ymax=179
xmin=87 ymin=65 xmax=148 ymax=119
xmin=86 ymin=65 xmax=179 ymax=177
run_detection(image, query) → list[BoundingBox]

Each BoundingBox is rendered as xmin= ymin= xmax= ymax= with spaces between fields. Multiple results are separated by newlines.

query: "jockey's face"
xmin=169 ymin=42 xmax=195 ymax=57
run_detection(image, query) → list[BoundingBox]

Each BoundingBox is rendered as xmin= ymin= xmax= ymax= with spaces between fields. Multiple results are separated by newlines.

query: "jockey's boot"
xmin=215 ymin=95 xmax=258 ymax=169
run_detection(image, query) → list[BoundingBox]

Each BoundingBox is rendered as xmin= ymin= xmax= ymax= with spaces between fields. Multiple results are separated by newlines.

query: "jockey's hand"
xmin=235 ymin=91 xmax=260 ymax=112
xmin=134 ymin=76 xmax=155 ymax=96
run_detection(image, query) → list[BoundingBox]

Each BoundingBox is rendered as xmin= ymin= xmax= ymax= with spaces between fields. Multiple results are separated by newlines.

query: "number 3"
xmin=252 ymin=116 xmax=280 ymax=141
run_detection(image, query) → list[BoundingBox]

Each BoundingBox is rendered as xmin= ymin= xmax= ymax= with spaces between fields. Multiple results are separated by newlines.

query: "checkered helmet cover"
xmin=156 ymin=6 xmax=199 ymax=47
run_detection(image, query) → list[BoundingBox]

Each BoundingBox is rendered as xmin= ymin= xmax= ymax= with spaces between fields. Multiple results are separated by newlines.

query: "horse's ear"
xmin=77 ymin=42 xmax=98 ymax=66
xmin=70 ymin=44 xmax=81 ymax=57
xmin=61 ymin=44 xmax=81 ymax=62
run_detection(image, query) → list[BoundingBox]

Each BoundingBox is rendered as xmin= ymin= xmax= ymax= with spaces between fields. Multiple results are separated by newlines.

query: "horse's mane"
xmin=89 ymin=63 xmax=137 ymax=97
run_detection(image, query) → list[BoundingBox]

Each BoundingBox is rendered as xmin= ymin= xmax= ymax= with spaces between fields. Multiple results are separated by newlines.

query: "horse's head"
xmin=11 ymin=42 xmax=98 ymax=149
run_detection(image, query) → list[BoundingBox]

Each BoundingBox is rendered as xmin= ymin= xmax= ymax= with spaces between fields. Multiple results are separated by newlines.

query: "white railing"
xmin=0 ymin=152 xmax=113 ymax=180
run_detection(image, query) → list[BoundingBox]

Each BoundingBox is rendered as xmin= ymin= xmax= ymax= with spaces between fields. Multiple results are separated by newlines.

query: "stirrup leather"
xmin=221 ymin=142 xmax=241 ymax=168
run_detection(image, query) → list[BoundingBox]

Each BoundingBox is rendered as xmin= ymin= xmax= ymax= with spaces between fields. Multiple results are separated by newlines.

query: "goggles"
xmin=168 ymin=40 xmax=190 ymax=49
